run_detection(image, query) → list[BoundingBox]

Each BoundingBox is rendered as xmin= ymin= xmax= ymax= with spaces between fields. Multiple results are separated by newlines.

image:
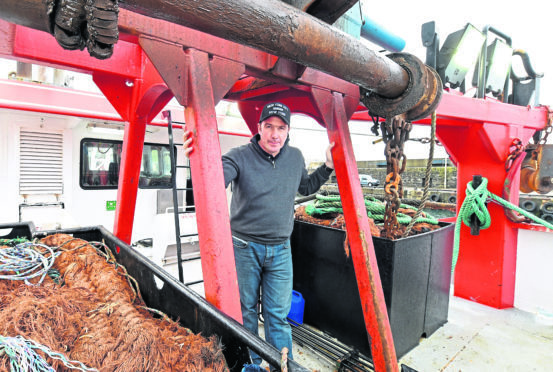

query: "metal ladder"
xmin=165 ymin=111 xmax=203 ymax=286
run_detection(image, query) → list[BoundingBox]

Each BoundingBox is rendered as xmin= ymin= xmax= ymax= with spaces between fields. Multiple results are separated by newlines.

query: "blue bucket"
xmin=287 ymin=290 xmax=305 ymax=324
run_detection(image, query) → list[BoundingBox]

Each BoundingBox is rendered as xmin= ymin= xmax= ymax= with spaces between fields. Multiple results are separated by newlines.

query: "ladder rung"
xmin=180 ymin=233 xmax=198 ymax=238
xmin=184 ymin=279 xmax=204 ymax=286
xmin=176 ymin=165 xmax=190 ymax=169
xmin=176 ymin=188 xmax=193 ymax=191
xmin=181 ymin=255 xmax=201 ymax=262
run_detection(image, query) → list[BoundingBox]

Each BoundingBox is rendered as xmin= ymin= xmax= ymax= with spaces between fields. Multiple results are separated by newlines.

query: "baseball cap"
xmin=258 ymin=102 xmax=291 ymax=125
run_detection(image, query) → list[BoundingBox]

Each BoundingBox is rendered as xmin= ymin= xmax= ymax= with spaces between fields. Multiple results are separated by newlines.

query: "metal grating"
xmin=19 ymin=130 xmax=63 ymax=195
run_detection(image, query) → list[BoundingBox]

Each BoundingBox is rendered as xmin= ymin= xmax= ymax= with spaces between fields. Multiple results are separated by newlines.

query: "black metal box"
xmin=290 ymin=220 xmax=454 ymax=358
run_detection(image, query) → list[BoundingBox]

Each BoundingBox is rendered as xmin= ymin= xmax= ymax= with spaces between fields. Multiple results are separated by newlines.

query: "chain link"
xmin=505 ymin=138 xmax=524 ymax=171
xmin=381 ymin=114 xmax=411 ymax=239
xmin=533 ymin=106 xmax=553 ymax=147
xmin=524 ymin=107 xmax=553 ymax=174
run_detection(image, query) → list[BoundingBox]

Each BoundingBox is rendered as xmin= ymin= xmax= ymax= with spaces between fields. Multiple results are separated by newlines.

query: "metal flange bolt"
xmin=361 ymin=53 xmax=443 ymax=122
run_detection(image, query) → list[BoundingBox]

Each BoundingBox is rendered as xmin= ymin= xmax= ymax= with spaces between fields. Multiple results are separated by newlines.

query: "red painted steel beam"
xmin=353 ymin=91 xmax=552 ymax=309
xmin=93 ymin=58 xmax=173 ymax=246
xmin=311 ymin=89 xmax=398 ymax=371
xmin=138 ymin=38 xmax=243 ymax=322
xmin=352 ymin=92 xmax=548 ymax=129
xmin=0 ymin=78 xmax=253 ymax=132
xmin=437 ymin=123 xmax=535 ymax=308
xmin=0 ymin=78 xmax=122 ymax=121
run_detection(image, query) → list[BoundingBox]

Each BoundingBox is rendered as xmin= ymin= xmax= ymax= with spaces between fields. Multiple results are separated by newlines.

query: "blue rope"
xmin=0 ymin=243 xmax=59 ymax=285
xmin=0 ymin=335 xmax=97 ymax=372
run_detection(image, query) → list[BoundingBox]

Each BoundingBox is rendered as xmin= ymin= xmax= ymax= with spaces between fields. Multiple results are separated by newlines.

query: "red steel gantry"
xmin=0 ymin=4 xmax=551 ymax=371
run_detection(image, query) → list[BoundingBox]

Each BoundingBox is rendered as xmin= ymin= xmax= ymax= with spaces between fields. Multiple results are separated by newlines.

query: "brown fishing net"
xmin=0 ymin=234 xmax=229 ymax=372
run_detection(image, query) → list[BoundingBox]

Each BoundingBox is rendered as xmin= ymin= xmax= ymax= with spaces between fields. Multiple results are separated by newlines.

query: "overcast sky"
xmin=360 ymin=0 xmax=551 ymax=105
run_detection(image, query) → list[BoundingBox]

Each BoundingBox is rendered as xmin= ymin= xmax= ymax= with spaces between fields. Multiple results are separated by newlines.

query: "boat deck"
xmin=157 ymin=255 xmax=553 ymax=372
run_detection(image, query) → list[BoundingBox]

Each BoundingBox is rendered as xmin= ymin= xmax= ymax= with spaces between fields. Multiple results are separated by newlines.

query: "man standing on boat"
xmin=183 ymin=101 xmax=334 ymax=368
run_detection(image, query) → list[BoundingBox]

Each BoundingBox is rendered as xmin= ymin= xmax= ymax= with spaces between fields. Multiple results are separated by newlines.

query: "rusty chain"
xmin=522 ymin=107 xmax=553 ymax=173
xmin=536 ymin=108 xmax=553 ymax=147
xmin=505 ymin=138 xmax=524 ymax=171
xmin=381 ymin=114 xmax=411 ymax=239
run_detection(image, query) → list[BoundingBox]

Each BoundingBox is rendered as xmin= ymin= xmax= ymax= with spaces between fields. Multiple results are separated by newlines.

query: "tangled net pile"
xmin=0 ymin=234 xmax=228 ymax=372
xmin=295 ymin=193 xmax=441 ymax=238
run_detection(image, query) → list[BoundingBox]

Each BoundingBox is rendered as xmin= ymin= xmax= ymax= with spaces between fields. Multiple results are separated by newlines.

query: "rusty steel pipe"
xmin=122 ymin=0 xmax=410 ymax=97
xmin=0 ymin=0 xmax=410 ymax=98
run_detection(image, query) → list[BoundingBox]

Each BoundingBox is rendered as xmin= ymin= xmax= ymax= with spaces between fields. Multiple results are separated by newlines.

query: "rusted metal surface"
xmin=124 ymin=0 xmax=410 ymax=98
xmin=44 ymin=0 xmax=119 ymax=59
xmin=302 ymin=0 xmax=359 ymax=24
xmin=0 ymin=0 xmax=410 ymax=98
xmin=380 ymin=114 xmax=412 ymax=239
xmin=362 ymin=53 xmax=442 ymax=121
xmin=0 ymin=0 xmax=50 ymax=32
xmin=503 ymin=150 xmax=531 ymax=223
xmin=520 ymin=145 xmax=553 ymax=194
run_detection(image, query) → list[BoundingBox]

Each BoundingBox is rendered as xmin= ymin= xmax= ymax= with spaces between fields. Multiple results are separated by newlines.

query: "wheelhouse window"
xmin=80 ymin=138 xmax=173 ymax=189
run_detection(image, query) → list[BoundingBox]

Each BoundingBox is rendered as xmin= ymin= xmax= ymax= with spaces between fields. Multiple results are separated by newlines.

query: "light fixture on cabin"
xmin=86 ymin=122 xmax=125 ymax=134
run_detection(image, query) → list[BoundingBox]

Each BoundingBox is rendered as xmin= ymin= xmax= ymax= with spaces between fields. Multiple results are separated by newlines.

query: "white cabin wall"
xmin=68 ymin=121 xmax=122 ymax=231
xmin=515 ymin=229 xmax=553 ymax=317
xmin=0 ymin=122 xmax=19 ymax=224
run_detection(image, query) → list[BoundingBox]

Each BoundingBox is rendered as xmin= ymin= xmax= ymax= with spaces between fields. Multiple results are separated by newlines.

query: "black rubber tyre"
xmin=541 ymin=201 xmax=553 ymax=214
xmin=521 ymin=200 xmax=537 ymax=213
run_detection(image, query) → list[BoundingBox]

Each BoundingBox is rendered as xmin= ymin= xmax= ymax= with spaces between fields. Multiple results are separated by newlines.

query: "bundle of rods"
xmin=0 ymin=234 xmax=228 ymax=371
xmin=289 ymin=320 xmax=374 ymax=372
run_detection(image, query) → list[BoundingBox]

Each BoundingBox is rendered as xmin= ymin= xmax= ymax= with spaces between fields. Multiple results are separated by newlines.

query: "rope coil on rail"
xmin=305 ymin=193 xmax=439 ymax=225
xmin=453 ymin=177 xmax=553 ymax=273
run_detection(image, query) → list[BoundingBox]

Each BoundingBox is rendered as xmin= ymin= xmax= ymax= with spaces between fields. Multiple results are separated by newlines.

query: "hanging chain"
xmin=381 ymin=114 xmax=411 ymax=239
xmin=537 ymin=108 xmax=553 ymax=147
xmin=403 ymin=112 xmax=437 ymax=238
xmin=505 ymin=138 xmax=524 ymax=171
xmin=524 ymin=107 xmax=553 ymax=171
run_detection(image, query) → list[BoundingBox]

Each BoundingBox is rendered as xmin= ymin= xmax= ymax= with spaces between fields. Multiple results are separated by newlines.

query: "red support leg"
xmin=140 ymin=38 xmax=243 ymax=321
xmin=113 ymin=113 xmax=147 ymax=244
xmin=311 ymin=88 xmax=399 ymax=372
xmin=181 ymin=48 xmax=242 ymax=322
xmin=437 ymin=122 xmax=536 ymax=308
xmin=93 ymin=62 xmax=172 ymax=246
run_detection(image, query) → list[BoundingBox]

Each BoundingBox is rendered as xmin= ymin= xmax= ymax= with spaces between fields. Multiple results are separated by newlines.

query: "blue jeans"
xmin=232 ymin=236 xmax=294 ymax=365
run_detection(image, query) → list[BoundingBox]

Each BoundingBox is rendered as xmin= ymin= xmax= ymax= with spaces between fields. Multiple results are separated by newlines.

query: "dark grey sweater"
xmin=222 ymin=134 xmax=332 ymax=244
